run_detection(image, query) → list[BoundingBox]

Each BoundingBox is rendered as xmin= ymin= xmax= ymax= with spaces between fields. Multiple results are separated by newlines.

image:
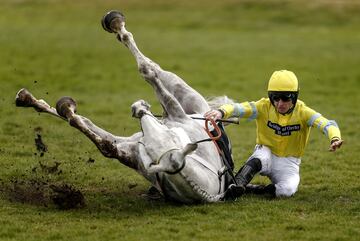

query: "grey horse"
xmin=15 ymin=11 xmax=234 ymax=203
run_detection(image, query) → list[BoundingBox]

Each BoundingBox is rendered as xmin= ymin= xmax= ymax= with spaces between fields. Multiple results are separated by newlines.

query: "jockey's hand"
xmin=204 ymin=109 xmax=223 ymax=121
xmin=329 ymin=139 xmax=344 ymax=152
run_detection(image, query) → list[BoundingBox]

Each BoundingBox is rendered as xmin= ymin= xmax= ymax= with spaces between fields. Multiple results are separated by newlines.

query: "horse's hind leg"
xmin=16 ymin=88 xmax=140 ymax=169
xmin=102 ymin=11 xmax=209 ymax=115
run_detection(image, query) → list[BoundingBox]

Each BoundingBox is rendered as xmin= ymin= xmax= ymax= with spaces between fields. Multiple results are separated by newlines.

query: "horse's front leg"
xmin=15 ymin=88 xmax=140 ymax=169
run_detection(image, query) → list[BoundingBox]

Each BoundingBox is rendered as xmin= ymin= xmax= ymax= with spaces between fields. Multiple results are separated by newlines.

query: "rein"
xmin=194 ymin=117 xmax=222 ymax=144
xmin=192 ymin=118 xmax=222 ymax=154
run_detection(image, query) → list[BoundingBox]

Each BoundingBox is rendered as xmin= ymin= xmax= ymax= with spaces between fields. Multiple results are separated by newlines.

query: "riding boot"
xmin=245 ymin=184 xmax=276 ymax=197
xmin=225 ymin=158 xmax=262 ymax=200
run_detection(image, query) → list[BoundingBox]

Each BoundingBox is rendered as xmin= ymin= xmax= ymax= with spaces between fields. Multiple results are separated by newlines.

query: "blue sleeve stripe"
xmin=307 ymin=113 xmax=322 ymax=126
xmin=248 ymin=102 xmax=257 ymax=120
xmin=317 ymin=120 xmax=324 ymax=130
xmin=323 ymin=120 xmax=339 ymax=137
xmin=233 ymin=103 xmax=245 ymax=117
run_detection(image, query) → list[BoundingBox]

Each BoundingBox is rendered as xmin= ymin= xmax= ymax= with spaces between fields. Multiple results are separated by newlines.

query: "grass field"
xmin=0 ymin=0 xmax=359 ymax=240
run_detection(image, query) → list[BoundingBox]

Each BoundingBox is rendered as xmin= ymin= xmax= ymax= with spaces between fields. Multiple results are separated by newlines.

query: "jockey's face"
xmin=274 ymin=99 xmax=293 ymax=114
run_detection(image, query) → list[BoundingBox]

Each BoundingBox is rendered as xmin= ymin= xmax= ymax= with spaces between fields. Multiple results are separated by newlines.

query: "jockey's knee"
xmin=274 ymin=183 xmax=298 ymax=198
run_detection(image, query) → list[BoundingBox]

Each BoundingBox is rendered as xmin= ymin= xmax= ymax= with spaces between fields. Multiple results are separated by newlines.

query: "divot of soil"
xmin=35 ymin=134 xmax=47 ymax=154
xmin=128 ymin=183 xmax=138 ymax=189
xmin=34 ymin=126 xmax=47 ymax=156
xmin=50 ymin=184 xmax=86 ymax=210
xmin=39 ymin=161 xmax=61 ymax=174
xmin=34 ymin=126 xmax=43 ymax=132
xmin=0 ymin=179 xmax=85 ymax=210
xmin=87 ymin=157 xmax=95 ymax=164
xmin=31 ymin=161 xmax=62 ymax=174
xmin=7 ymin=179 xmax=48 ymax=206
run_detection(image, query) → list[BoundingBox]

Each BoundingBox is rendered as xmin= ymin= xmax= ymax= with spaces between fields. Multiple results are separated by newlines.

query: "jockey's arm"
xmin=305 ymin=107 xmax=343 ymax=152
xmin=204 ymin=101 xmax=258 ymax=121
xmin=218 ymin=102 xmax=258 ymax=121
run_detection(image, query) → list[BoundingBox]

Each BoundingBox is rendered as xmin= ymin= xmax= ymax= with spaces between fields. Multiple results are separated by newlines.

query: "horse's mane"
xmin=206 ymin=95 xmax=235 ymax=109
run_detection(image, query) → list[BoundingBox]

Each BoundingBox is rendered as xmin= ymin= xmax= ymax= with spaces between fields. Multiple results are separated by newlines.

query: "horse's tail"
xmin=206 ymin=95 xmax=235 ymax=110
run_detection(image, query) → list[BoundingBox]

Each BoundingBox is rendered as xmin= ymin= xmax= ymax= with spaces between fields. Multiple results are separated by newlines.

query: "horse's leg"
xmin=102 ymin=11 xmax=210 ymax=115
xmin=139 ymin=74 xmax=188 ymax=121
xmin=15 ymin=88 xmax=140 ymax=169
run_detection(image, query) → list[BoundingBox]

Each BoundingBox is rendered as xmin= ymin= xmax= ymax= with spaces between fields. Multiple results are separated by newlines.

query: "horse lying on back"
xmin=15 ymin=11 xmax=236 ymax=204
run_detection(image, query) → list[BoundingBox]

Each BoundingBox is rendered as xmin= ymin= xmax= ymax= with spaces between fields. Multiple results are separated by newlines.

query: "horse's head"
xmin=143 ymin=141 xmax=198 ymax=174
xmin=132 ymin=100 xmax=198 ymax=174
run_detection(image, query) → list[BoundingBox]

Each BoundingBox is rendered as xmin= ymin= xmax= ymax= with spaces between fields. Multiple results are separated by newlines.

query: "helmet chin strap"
xmin=271 ymin=101 xmax=296 ymax=115
xmin=283 ymin=95 xmax=298 ymax=115
xmin=280 ymin=104 xmax=296 ymax=115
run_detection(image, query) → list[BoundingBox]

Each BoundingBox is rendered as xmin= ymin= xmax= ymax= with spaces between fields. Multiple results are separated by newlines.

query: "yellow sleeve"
xmin=219 ymin=101 xmax=258 ymax=120
xmin=305 ymin=107 xmax=341 ymax=142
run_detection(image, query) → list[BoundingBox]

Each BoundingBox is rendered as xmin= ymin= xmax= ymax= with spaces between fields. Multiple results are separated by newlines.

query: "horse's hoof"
xmin=15 ymin=88 xmax=36 ymax=107
xmin=101 ymin=10 xmax=125 ymax=33
xmin=56 ymin=96 xmax=77 ymax=119
xmin=131 ymin=100 xmax=150 ymax=118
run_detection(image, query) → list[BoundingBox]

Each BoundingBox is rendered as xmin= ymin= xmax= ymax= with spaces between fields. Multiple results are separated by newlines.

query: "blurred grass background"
xmin=0 ymin=0 xmax=359 ymax=240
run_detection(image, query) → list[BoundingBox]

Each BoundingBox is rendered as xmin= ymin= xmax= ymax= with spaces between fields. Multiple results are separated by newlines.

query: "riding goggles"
xmin=269 ymin=92 xmax=297 ymax=102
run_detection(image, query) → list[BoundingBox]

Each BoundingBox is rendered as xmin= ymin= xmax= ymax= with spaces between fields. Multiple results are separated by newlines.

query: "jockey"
xmin=205 ymin=70 xmax=343 ymax=198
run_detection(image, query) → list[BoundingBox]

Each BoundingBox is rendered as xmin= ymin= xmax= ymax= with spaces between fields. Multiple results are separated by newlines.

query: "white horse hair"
xmin=207 ymin=96 xmax=235 ymax=110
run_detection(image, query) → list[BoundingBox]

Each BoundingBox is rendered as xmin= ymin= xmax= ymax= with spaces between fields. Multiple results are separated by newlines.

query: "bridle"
xmin=157 ymin=117 xmax=223 ymax=175
xmin=140 ymin=113 xmax=223 ymax=175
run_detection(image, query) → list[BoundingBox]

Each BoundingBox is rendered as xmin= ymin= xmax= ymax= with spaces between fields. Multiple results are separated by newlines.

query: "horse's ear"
xmin=182 ymin=143 xmax=198 ymax=156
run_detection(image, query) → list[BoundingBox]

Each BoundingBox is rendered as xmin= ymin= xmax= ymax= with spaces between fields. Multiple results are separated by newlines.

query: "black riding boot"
xmin=225 ymin=158 xmax=262 ymax=200
xmin=245 ymin=184 xmax=276 ymax=197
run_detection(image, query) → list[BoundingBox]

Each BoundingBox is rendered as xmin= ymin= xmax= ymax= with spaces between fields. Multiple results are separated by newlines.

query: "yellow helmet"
xmin=267 ymin=70 xmax=299 ymax=92
xmin=267 ymin=70 xmax=299 ymax=110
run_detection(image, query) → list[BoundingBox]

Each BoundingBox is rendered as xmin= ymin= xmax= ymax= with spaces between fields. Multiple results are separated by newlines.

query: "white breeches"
xmin=247 ymin=145 xmax=301 ymax=197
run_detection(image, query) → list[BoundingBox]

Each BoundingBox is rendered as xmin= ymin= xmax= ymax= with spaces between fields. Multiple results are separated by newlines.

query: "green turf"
xmin=0 ymin=0 xmax=359 ymax=240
